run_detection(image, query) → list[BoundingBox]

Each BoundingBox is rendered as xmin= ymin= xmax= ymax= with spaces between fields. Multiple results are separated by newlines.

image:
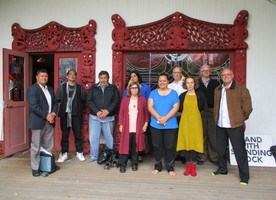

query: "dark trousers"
xmin=183 ymin=150 xmax=198 ymax=163
xmin=119 ymin=132 xmax=138 ymax=167
xmin=151 ymin=126 xmax=177 ymax=172
xmin=60 ymin=115 xmax=83 ymax=153
xmin=198 ymin=108 xmax=218 ymax=163
xmin=216 ymin=125 xmax=249 ymax=181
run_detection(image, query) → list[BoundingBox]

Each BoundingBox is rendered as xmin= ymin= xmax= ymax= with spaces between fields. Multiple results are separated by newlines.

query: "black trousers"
xmin=119 ymin=132 xmax=138 ymax=167
xmin=151 ymin=126 xmax=177 ymax=172
xmin=216 ymin=125 xmax=249 ymax=181
xmin=60 ymin=115 xmax=83 ymax=153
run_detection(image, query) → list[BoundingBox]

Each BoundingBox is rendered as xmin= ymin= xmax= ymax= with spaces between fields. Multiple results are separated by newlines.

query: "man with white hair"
xmin=196 ymin=65 xmax=220 ymax=166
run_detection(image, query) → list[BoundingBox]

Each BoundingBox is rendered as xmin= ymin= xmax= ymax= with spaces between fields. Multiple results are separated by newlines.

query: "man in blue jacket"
xmin=27 ymin=69 xmax=58 ymax=177
xmin=86 ymin=71 xmax=120 ymax=162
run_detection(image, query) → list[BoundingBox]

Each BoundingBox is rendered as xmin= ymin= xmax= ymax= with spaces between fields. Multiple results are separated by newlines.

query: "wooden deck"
xmin=0 ymin=150 xmax=275 ymax=200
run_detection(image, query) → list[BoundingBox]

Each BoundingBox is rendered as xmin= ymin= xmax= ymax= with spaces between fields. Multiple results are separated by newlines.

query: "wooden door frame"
xmin=9 ymin=20 xmax=97 ymax=154
xmin=2 ymin=48 xmax=30 ymax=157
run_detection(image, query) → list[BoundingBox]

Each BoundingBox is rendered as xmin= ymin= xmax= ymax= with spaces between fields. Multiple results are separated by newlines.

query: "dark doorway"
xmin=31 ymin=54 xmax=54 ymax=88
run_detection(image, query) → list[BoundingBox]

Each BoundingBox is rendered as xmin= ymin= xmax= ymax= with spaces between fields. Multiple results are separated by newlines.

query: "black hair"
xmin=125 ymin=71 xmax=143 ymax=88
xmin=158 ymin=73 xmax=169 ymax=81
xmin=36 ymin=69 xmax=48 ymax=75
xmin=98 ymin=70 xmax=110 ymax=79
xmin=66 ymin=69 xmax=77 ymax=75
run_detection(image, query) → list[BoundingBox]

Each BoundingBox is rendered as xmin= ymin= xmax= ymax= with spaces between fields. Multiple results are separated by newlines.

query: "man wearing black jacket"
xmin=56 ymin=69 xmax=86 ymax=163
xmin=86 ymin=71 xmax=120 ymax=162
xmin=197 ymin=65 xmax=220 ymax=166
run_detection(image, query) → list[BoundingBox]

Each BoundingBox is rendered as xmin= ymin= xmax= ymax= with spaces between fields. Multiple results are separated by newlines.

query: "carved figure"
xmin=111 ymin=14 xmax=129 ymax=50
xmin=229 ymin=10 xmax=249 ymax=48
xmin=11 ymin=23 xmax=27 ymax=51
xmin=167 ymin=12 xmax=188 ymax=49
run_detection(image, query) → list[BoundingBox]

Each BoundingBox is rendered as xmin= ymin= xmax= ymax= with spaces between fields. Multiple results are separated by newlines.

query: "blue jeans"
xmin=89 ymin=115 xmax=114 ymax=160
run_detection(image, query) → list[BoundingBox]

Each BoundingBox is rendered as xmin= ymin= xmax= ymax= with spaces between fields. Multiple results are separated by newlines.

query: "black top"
xmin=196 ymin=78 xmax=220 ymax=108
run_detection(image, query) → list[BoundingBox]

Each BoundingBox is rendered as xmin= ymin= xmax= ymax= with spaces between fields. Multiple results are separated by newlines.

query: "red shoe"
xmin=183 ymin=163 xmax=191 ymax=176
xmin=191 ymin=164 xmax=197 ymax=177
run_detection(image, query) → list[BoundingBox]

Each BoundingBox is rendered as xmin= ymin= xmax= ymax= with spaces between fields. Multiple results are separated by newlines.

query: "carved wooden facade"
xmin=111 ymin=10 xmax=249 ymax=143
xmin=11 ymin=20 xmax=97 ymax=154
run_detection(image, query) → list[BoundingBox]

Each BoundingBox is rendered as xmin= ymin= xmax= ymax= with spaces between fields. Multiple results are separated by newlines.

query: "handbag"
xmin=97 ymin=146 xmax=116 ymax=165
xmin=39 ymin=152 xmax=59 ymax=174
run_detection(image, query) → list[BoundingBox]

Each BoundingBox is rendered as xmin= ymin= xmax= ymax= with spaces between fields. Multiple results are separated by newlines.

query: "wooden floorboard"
xmin=0 ymin=151 xmax=275 ymax=200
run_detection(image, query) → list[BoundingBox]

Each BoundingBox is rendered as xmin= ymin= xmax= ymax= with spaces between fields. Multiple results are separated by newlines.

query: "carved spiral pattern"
xmin=28 ymin=32 xmax=46 ymax=48
xmin=64 ymin=31 xmax=81 ymax=47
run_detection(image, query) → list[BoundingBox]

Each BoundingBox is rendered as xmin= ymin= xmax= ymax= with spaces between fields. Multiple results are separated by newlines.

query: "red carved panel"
xmin=11 ymin=20 xmax=97 ymax=154
xmin=111 ymin=10 xmax=249 ymax=145
xmin=111 ymin=10 xmax=249 ymax=89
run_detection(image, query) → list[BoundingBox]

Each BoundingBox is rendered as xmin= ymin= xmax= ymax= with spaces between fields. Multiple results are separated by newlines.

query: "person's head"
xmin=172 ymin=66 xmax=183 ymax=82
xmin=127 ymin=82 xmax=140 ymax=97
xmin=66 ymin=69 xmax=77 ymax=83
xmin=200 ymin=65 xmax=211 ymax=78
xmin=158 ymin=73 xmax=170 ymax=90
xmin=125 ymin=71 xmax=143 ymax=88
xmin=182 ymin=77 xmax=199 ymax=91
xmin=36 ymin=69 xmax=49 ymax=86
xmin=220 ymin=68 xmax=234 ymax=86
xmin=98 ymin=71 xmax=110 ymax=87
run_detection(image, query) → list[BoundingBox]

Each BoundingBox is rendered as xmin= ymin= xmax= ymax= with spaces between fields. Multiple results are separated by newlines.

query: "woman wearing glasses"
xmin=118 ymin=82 xmax=149 ymax=173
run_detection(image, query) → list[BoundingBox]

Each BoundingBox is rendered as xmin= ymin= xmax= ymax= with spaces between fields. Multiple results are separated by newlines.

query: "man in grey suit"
xmin=27 ymin=69 xmax=58 ymax=177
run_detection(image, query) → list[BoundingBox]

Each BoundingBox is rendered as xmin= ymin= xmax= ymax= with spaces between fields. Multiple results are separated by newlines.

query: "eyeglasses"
xmin=221 ymin=73 xmax=233 ymax=77
xmin=201 ymin=70 xmax=210 ymax=73
xmin=130 ymin=87 xmax=138 ymax=90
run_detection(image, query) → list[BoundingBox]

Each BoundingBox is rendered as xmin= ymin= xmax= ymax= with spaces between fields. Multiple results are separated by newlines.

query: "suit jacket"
xmin=27 ymin=83 xmax=58 ymax=129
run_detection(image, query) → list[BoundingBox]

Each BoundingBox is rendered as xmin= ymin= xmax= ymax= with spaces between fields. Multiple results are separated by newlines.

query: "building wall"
xmin=0 ymin=0 xmax=275 ymax=142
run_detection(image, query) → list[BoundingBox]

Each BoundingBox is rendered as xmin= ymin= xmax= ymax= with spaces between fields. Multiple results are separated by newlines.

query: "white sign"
xmin=229 ymin=134 xmax=276 ymax=167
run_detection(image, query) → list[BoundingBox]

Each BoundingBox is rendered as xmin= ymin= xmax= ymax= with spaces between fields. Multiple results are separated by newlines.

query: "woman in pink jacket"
xmin=118 ymin=82 xmax=149 ymax=173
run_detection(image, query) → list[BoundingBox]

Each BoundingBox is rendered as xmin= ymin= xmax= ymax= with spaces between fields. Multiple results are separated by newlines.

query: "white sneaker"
xmin=76 ymin=152 xmax=85 ymax=161
xmin=57 ymin=152 xmax=68 ymax=163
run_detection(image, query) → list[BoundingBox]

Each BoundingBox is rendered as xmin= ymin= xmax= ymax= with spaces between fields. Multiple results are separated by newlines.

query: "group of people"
xmin=27 ymin=64 xmax=252 ymax=185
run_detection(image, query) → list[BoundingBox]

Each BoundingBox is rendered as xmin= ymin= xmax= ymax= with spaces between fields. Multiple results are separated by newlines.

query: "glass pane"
xmin=126 ymin=52 xmax=230 ymax=90
xmin=58 ymin=58 xmax=78 ymax=85
xmin=8 ymin=55 xmax=24 ymax=101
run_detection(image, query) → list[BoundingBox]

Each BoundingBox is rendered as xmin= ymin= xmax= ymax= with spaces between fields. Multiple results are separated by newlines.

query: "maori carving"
xmin=11 ymin=20 xmax=97 ymax=154
xmin=11 ymin=23 xmax=27 ymax=51
xmin=112 ymin=51 xmax=123 ymax=90
xmin=167 ymin=12 xmax=188 ymax=49
xmin=231 ymin=50 xmax=247 ymax=85
xmin=229 ymin=10 xmax=249 ymax=48
xmin=111 ymin=14 xmax=129 ymax=50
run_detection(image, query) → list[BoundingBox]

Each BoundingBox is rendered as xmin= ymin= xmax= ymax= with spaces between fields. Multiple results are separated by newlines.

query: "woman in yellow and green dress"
xmin=177 ymin=77 xmax=207 ymax=176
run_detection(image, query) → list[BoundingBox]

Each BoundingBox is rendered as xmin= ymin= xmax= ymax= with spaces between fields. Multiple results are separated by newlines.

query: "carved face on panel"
xmin=172 ymin=13 xmax=184 ymax=27
xmin=83 ymin=51 xmax=93 ymax=66
xmin=112 ymin=14 xmax=126 ymax=28
xmin=234 ymin=10 xmax=249 ymax=27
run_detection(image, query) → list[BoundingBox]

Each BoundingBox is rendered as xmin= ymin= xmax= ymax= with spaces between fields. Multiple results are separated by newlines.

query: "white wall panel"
xmin=0 ymin=0 xmax=275 ymax=142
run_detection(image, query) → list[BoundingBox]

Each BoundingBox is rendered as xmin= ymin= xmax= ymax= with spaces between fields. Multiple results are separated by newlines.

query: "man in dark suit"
xmin=27 ymin=69 xmax=58 ymax=177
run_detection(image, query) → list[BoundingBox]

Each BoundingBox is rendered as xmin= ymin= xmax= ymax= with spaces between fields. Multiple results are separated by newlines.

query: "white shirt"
xmin=168 ymin=80 xmax=186 ymax=96
xmin=217 ymin=82 xmax=232 ymax=128
xmin=38 ymin=83 xmax=52 ymax=114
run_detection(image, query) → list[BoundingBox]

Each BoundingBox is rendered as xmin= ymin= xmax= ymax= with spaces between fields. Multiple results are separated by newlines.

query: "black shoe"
xmin=197 ymin=161 xmax=204 ymax=165
xmin=120 ymin=166 xmax=126 ymax=173
xmin=32 ymin=170 xmax=41 ymax=177
xmin=132 ymin=165 xmax=138 ymax=171
xmin=212 ymin=168 xmax=228 ymax=176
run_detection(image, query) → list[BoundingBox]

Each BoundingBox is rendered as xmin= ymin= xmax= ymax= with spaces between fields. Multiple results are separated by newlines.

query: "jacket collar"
xmin=218 ymin=80 xmax=236 ymax=90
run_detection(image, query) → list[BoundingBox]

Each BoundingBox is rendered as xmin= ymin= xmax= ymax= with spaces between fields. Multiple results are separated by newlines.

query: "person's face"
xmin=66 ymin=70 xmax=77 ymax=83
xmin=201 ymin=66 xmax=211 ymax=78
xmin=172 ymin=67 xmax=183 ymax=81
xmin=158 ymin=75 xmax=169 ymax=89
xmin=186 ymin=77 xmax=195 ymax=91
xmin=99 ymin=74 xmax=109 ymax=87
xmin=130 ymin=84 xmax=139 ymax=96
xmin=130 ymin=73 xmax=139 ymax=83
xmin=221 ymin=69 xmax=234 ymax=86
xmin=36 ymin=72 xmax=48 ymax=86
